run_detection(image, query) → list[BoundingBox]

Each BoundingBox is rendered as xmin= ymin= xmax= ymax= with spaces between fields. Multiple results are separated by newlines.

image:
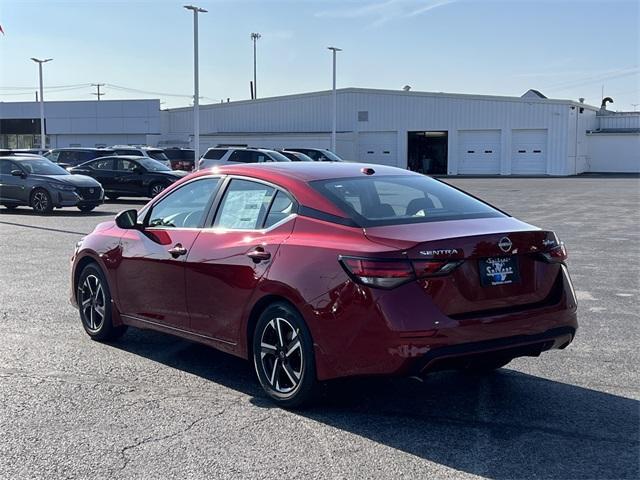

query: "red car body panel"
xmin=71 ymin=163 xmax=578 ymax=382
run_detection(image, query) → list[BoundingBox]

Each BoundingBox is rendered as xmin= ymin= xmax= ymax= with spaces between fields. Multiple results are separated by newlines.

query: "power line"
xmin=0 ymin=83 xmax=92 ymax=91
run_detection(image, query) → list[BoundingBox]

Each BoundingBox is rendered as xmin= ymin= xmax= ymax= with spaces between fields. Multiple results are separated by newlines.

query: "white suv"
xmin=197 ymin=147 xmax=290 ymax=170
xmin=110 ymin=145 xmax=171 ymax=168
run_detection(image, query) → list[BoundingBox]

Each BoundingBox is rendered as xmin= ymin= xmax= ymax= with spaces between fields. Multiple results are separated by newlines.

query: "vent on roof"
xmin=358 ymin=111 xmax=369 ymax=122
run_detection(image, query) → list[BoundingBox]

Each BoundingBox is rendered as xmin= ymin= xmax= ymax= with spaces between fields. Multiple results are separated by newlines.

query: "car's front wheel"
xmin=30 ymin=188 xmax=53 ymax=214
xmin=78 ymin=205 xmax=96 ymax=213
xmin=77 ymin=263 xmax=127 ymax=341
xmin=252 ymin=302 xmax=317 ymax=408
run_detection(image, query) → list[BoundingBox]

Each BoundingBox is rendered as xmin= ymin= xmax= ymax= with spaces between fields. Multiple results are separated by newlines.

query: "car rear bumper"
xmin=310 ymin=266 xmax=578 ymax=381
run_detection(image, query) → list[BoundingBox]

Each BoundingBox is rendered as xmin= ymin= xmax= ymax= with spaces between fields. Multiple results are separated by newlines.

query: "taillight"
xmin=339 ymin=256 xmax=461 ymax=289
xmin=540 ymin=242 xmax=568 ymax=263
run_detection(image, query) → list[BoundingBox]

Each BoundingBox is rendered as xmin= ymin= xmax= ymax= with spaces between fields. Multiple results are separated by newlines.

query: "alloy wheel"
xmin=259 ymin=317 xmax=304 ymax=394
xmin=79 ymin=274 xmax=106 ymax=332
xmin=32 ymin=191 xmax=49 ymax=212
xmin=150 ymin=184 xmax=165 ymax=197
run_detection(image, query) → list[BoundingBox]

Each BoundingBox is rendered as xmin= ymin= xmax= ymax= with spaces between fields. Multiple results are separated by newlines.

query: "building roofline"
xmin=164 ymin=87 xmax=600 ymax=112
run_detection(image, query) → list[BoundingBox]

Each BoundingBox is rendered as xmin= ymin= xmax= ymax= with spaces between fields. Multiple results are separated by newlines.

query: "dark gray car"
xmin=0 ymin=156 xmax=104 ymax=213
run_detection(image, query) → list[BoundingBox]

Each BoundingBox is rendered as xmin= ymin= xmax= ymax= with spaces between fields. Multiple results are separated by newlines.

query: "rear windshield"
xmin=311 ymin=175 xmax=506 ymax=227
xmin=203 ymin=148 xmax=228 ymax=160
xmin=147 ymin=150 xmax=169 ymax=161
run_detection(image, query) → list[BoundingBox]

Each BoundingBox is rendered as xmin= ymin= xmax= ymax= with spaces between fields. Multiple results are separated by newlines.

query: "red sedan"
xmin=70 ymin=162 xmax=578 ymax=407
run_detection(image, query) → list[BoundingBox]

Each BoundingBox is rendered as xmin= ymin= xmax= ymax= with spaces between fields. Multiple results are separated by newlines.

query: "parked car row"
xmin=0 ymin=145 xmax=345 ymax=214
xmin=197 ymin=146 xmax=344 ymax=169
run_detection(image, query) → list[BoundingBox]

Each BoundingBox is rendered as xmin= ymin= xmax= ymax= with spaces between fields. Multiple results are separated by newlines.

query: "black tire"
xmin=252 ymin=302 xmax=317 ymax=408
xmin=106 ymin=194 xmax=119 ymax=201
xmin=76 ymin=263 xmax=127 ymax=341
xmin=78 ymin=205 xmax=96 ymax=213
xmin=2 ymin=204 xmax=18 ymax=210
xmin=30 ymin=188 xmax=53 ymax=214
xmin=148 ymin=182 xmax=167 ymax=198
xmin=463 ymin=356 xmax=513 ymax=374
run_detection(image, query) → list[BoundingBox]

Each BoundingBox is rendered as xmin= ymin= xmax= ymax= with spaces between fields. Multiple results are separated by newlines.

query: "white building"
xmin=0 ymin=99 xmax=160 ymax=149
xmin=160 ymin=87 xmax=639 ymax=176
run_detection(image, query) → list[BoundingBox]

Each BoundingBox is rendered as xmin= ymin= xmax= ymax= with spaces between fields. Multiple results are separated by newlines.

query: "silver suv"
xmin=197 ymin=147 xmax=290 ymax=170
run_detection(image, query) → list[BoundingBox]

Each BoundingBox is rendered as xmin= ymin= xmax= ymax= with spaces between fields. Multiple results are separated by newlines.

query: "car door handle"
xmin=168 ymin=244 xmax=188 ymax=258
xmin=246 ymin=247 xmax=271 ymax=263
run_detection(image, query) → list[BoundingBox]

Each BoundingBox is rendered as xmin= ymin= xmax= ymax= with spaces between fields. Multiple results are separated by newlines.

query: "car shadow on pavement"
xmin=113 ymin=329 xmax=640 ymax=480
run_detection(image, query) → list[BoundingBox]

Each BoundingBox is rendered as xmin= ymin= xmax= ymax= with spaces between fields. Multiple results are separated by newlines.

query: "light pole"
xmin=184 ymin=5 xmax=207 ymax=168
xmin=250 ymin=33 xmax=261 ymax=99
xmin=30 ymin=58 xmax=52 ymax=150
xmin=327 ymin=47 xmax=341 ymax=153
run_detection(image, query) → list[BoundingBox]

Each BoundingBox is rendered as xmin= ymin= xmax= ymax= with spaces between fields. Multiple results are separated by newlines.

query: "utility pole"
xmin=327 ymin=46 xmax=342 ymax=153
xmin=184 ymin=5 xmax=207 ymax=168
xmin=251 ymin=33 xmax=261 ymax=99
xmin=91 ymin=83 xmax=105 ymax=100
xmin=30 ymin=57 xmax=53 ymax=150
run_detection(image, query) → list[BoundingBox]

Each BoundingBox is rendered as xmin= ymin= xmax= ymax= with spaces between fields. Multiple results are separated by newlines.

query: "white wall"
xmin=587 ymin=133 xmax=640 ymax=173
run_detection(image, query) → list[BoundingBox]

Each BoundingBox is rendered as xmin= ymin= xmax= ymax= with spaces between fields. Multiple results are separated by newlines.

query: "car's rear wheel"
xmin=77 ymin=263 xmax=127 ymax=341
xmin=252 ymin=302 xmax=317 ymax=408
xmin=148 ymin=182 xmax=166 ymax=198
xmin=30 ymin=188 xmax=53 ymax=214
xmin=78 ymin=205 xmax=96 ymax=213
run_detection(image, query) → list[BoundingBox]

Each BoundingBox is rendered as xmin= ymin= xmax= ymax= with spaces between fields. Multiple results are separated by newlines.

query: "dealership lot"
xmin=0 ymin=177 xmax=638 ymax=479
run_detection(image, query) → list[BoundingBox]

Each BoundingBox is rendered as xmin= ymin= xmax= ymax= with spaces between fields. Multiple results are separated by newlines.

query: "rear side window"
xmin=0 ymin=160 xmax=20 ymax=174
xmin=88 ymin=158 xmax=114 ymax=170
xmin=264 ymin=191 xmax=295 ymax=228
xmin=311 ymin=175 xmax=505 ymax=227
xmin=147 ymin=150 xmax=169 ymax=161
xmin=228 ymin=150 xmax=259 ymax=163
xmin=203 ymin=148 xmax=227 ymax=160
xmin=215 ymin=179 xmax=275 ymax=229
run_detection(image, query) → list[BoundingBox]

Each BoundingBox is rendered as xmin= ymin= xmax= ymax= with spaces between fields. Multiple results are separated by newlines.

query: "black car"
xmin=0 ymin=156 xmax=104 ymax=213
xmin=284 ymin=148 xmax=345 ymax=162
xmin=163 ymin=147 xmax=195 ymax=171
xmin=68 ymin=155 xmax=188 ymax=200
xmin=45 ymin=148 xmax=115 ymax=169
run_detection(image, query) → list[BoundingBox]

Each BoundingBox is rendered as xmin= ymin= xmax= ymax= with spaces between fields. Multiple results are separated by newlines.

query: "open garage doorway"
xmin=408 ymin=131 xmax=448 ymax=174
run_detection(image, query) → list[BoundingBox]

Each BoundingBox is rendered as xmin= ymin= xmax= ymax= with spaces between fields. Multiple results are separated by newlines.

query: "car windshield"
xmin=319 ymin=150 xmax=343 ymax=161
xmin=312 ymin=175 xmax=506 ymax=227
xmin=18 ymin=159 xmax=70 ymax=176
xmin=266 ymin=151 xmax=291 ymax=162
xmin=138 ymin=158 xmax=171 ymax=171
xmin=147 ymin=150 xmax=170 ymax=161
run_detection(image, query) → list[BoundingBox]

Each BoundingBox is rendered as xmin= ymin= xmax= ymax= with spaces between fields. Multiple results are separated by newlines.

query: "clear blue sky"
xmin=1 ymin=0 xmax=638 ymax=110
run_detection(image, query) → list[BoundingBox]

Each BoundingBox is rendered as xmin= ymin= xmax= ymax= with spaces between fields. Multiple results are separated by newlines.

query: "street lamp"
xmin=184 ymin=5 xmax=207 ymax=168
xmin=250 ymin=32 xmax=261 ymax=99
xmin=327 ymin=47 xmax=341 ymax=153
xmin=30 ymin=57 xmax=52 ymax=150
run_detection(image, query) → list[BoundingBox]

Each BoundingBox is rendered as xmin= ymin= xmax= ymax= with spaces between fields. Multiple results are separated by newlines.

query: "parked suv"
xmin=197 ymin=147 xmax=290 ymax=170
xmin=163 ymin=147 xmax=195 ymax=171
xmin=45 ymin=148 xmax=115 ymax=169
xmin=110 ymin=145 xmax=171 ymax=168
xmin=285 ymin=148 xmax=345 ymax=162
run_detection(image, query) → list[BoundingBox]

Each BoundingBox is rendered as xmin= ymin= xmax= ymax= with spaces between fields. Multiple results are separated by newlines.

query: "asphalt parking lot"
xmin=1 ymin=177 xmax=638 ymax=479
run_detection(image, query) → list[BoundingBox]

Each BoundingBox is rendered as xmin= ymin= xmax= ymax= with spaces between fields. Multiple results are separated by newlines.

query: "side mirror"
xmin=11 ymin=169 xmax=25 ymax=178
xmin=115 ymin=209 xmax=139 ymax=229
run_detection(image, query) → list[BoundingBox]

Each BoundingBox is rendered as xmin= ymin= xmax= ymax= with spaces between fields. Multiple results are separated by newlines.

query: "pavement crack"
xmin=118 ymin=417 xmax=205 ymax=471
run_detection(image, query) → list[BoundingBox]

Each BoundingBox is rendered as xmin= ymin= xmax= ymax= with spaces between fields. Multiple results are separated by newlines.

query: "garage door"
xmin=512 ymin=129 xmax=547 ymax=174
xmin=358 ymin=132 xmax=397 ymax=167
xmin=458 ymin=130 xmax=501 ymax=174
